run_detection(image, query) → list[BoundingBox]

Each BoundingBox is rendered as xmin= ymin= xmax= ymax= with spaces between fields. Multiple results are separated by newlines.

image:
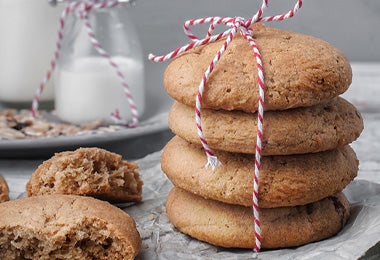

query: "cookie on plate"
xmin=0 ymin=175 xmax=9 ymax=203
xmin=169 ymin=97 xmax=363 ymax=155
xmin=0 ymin=194 xmax=141 ymax=259
xmin=162 ymin=136 xmax=358 ymax=208
xmin=164 ymin=23 xmax=352 ymax=113
xmin=166 ymin=187 xmax=350 ymax=249
xmin=26 ymin=147 xmax=143 ymax=203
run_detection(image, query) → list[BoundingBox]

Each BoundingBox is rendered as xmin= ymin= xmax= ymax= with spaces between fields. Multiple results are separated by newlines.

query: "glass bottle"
xmin=0 ymin=0 xmax=63 ymax=103
xmin=54 ymin=1 xmax=145 ymax=124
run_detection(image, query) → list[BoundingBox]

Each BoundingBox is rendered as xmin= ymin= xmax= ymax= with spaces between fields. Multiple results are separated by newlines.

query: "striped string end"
xmin=149 ymin=0 xmax=303 ymax=252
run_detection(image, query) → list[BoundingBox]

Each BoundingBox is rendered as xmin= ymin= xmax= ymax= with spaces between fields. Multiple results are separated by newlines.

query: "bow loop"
xmin=230 ymin=16 xmax=245 ymax=28
xmin=183 ymin=16 xmax=255 ymax=44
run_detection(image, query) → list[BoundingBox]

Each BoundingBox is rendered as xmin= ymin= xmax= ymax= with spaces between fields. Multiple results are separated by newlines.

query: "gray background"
xmin=130 ymin=0 xmax=380 ymax=62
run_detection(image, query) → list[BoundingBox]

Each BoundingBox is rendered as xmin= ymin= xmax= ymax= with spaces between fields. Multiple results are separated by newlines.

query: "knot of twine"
xmin=149 ymin=0 xmax=303 ymax=252
xmin=31 ymin=0 xmax=139 ymax=127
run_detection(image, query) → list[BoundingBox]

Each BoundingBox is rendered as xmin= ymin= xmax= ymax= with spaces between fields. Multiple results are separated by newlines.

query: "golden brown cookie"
xmin=166 ymin=187 xmax=350 ymax=249
xmin=0 ymin=195 xmax=140 ymax=259
xmin=26 ymin=148 xmax=143 ymax=203
xmin=0 ymin=175 xmax=9 ymax=203
xmin=169 ymin=97 xmax=363 ymax=155
xmin=164 ymin=24 xmax=352 ymax=113
xmin=162 ymin=136 xmax=358 ymax=208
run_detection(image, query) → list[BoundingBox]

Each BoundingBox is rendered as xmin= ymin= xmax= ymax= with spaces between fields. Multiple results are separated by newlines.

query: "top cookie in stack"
xmin=160 ymin=23 xmax=363 ymax=249
xmin=164 ymin=23 xmax=352 ymax=114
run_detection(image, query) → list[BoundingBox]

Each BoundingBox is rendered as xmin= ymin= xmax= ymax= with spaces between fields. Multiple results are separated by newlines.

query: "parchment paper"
xmin=128 ymin=152 xmax=380 ymax=260
xmin=3 ymin=150 xmax=380 ymax=259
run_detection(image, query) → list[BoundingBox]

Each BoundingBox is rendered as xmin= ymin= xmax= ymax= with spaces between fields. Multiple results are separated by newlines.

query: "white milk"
xmin=54 ymin=56 xmax=145 ymax=124
xmin=0 ymin=0 xmax=62 ymax=102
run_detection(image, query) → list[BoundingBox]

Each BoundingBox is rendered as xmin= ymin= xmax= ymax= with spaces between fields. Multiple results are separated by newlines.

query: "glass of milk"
xmin=54 ymin=1 xmax=145 ymax=125
xmin=0 ymin=0 xmax=63 ymax=103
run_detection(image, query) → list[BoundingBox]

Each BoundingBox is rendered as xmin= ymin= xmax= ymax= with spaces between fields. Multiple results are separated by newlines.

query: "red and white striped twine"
xmin=31 ymin=0 xmax=138 ymax=127
xmin=149 ymin=0 xmax=303 ymax=253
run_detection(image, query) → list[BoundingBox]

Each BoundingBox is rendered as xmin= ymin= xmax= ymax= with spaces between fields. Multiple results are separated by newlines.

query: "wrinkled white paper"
xmin=3 ymin=150 xmax=380 ymax=259
xmin=125 ymin=152 xmax=380 ymax=260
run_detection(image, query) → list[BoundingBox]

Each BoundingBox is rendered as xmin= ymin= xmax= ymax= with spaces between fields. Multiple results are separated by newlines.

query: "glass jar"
xmin=54 ymin=1 xmax=145 ymax=124
xmin=0 ymin=0 xmax=63 ymax=103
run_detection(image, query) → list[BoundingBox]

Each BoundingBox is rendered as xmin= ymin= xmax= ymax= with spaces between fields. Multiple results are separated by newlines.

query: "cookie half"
xmin=164 ymin=24 xmax=352 ymax=113
xmin=26 ymin=148 xmax=143 ymax=203
xmin=166 ymin=187 xmax=350 ymax=249
xmin=169 ymin=97 xmax=363 ymax=155
xmin=0 ymin=194 xmax=140 ymax=259
xmin=162 ymin=136 xmax=358 ymax=208
xmin=0 ymin=175 xmax=9 ymax=203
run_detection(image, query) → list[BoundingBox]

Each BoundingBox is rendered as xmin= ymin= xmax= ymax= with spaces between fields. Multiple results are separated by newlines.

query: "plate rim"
xmin=0 ymin=111 xmax=169 ymax=151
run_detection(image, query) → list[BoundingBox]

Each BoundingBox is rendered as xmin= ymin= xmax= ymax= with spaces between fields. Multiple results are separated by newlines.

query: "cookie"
xmin=166 ymin=187 xmax=350 ymax=249
xmin=0 ymin=175 xmax=9 ymax=203
xmin=162 ymin=136 xmax=358 ymax=208
xmin=0 ymin=194 xmax=140 ymax=259
xmin=26 ymin=147 xmax=143 ymax=203
xmin=169 ymin=97 xmax=363 ymax=155
xmin=164 ymin=23 xmax=352 ymax=113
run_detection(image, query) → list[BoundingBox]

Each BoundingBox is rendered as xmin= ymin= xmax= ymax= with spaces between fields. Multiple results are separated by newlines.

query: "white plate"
xmin=0 ymin=111 xmax=169 ymax=158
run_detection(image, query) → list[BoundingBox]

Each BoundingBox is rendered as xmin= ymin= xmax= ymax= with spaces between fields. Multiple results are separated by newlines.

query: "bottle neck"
xmin=49 ymin=0 xmax=135 ymax=6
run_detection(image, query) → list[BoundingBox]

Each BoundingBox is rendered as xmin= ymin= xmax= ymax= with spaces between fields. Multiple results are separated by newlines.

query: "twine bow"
xmin=149 ymin=0 xmax=303 ymax=252
xmin=31 ymin=0 xmax=139 ymax=127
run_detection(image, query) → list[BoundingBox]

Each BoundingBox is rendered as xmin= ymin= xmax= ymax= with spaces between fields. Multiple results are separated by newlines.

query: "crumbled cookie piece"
xmin=26 ymin=148 xmax=143 ymax=203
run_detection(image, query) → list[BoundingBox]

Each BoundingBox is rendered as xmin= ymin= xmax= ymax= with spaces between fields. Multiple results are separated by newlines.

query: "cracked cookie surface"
xmin=0 ymin=194 xmax=141 ymax=259
xmin=169 ymin=97 xmax=363 ymax=155
xmin=26 ymin=147 xmax=143 ymax=203
xmin=164 ymin=24 xmax=352 ymax=113
xmin=162 ymin=136 xmax=358 ymax=208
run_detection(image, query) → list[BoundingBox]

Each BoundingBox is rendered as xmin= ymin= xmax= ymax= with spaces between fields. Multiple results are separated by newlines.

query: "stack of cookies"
xmin=160 ymin=24 xmax=364 ymax=249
